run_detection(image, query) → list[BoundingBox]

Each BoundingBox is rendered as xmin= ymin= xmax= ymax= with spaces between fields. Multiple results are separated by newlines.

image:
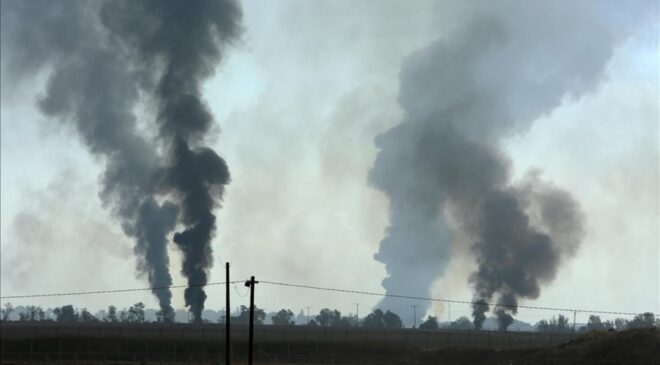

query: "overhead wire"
xmin=259 ymin=280 xmax=652 ymax=317
xmin=1 ymin=278 xmax=654 ymax=317
xmin=0 ymin=281 xmax=243 ymax=299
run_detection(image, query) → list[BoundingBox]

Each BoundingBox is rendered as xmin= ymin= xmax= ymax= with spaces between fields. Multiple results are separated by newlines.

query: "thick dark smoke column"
xmin=101 ymin=0 xmax=242 ymax=322
xmin=1 ymin=0 xmax=179 ymax=320
xmin=2 ymin=0 xmax=242 ymax=322
xmin=368 ymin=1 xmax=647 ymax=328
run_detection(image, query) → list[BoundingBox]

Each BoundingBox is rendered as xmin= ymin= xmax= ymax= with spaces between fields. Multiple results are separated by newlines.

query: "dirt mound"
xmin=520 ymin=328 xmax=660 ymax=364
xmin=420 ymin=329 xmax=659 ymax=365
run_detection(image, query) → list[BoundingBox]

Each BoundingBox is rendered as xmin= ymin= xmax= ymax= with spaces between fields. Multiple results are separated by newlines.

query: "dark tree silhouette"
xmin=627 ymin=312 xmax=656 ymax=329
xmin=271 ymin=309 xmax=295 ymax=326
xmin=233 ymin=305 xmax=265 ymax=325
xmin=536 ymin=314 xmax=572 ymax=333
xmin=19 ymin=306 xmax=46 ymax=321
xmin=384 ymin=310 xmax=403 ymax=328
xmin=54 ymin=305 xmax=78 ymax=322
xmin=363 ymin=309 xmax=403 ymax=328
xmin=128 ymin=302 xmax=146 ymax=323
xmin=103 ymin=305 xmax=118 ymax=322
xmin=80 ymin=309 xmax=99 ymax=322
xmin=2 ymin=303 xmax=15 ymax=321
xmin=419 ymin=315 xmax=439 ymax=330
xmin=450 ymin=316 xmax=474 ymax=330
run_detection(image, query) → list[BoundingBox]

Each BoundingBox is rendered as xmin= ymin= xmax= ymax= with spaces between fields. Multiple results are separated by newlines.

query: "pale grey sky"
xmin=1 ymin=0 xmax=658 ymax=325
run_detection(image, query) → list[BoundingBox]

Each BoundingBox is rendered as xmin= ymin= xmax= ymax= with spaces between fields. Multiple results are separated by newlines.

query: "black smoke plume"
xmin=101 ymin=0 xmax=242 ymax=322
xmin=368 ymin=1 xmax=644 ymax=328
xmin=1 ymin=0 xmax=241 ymax=322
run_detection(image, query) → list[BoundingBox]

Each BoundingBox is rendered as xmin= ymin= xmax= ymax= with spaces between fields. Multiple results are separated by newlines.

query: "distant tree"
xmin=419 ymin=316 xmax=439 ymax=330
xmin=314 ymin=308 xmax=352 ymax=327
xmin=80 ymin=309 xmax=99 ymax=322
xmin=156 ymin=307 xmax=175 ymax=323
xmin=450 ymin=316 xmax=474 ymax=330
xmin=19 ymin=306 xmax=46 ymax=321
xmin=54 ymin=305 xmax=78 ymax=322
xmin=315 ymin=308 xmax=340 ymax=326
xmin=307 ymin=319 xmax=318 ymax=326
xmin=272 ymin=309 xmax=295 ymax=326
xmin=104 ymin=305 xmax=118 ymax=322
xmin=585 ymin=315 xmax=604 ymax=331
xmin=118 ymin=309 xmax=129 ymax=323
xmin=128 ymin=302 xmax=146 ymax=323
xmin=337 ymin=316 xmax=353 ymax=327
xmin=363 ymin=309 xmax=385 ymax=328
xmin=614 ymin=318 xmax=628 ymax=330
xmin=383 ymin=310 xmax=403 ymax=328
xmin=233 ymin=305 xmax=266 ymax=325
xmin=1 ymin=303 xmax=14 ymax=321
xmin=536 ymin=314 xmax=572 ymax=333
xmin=627 ymin=312 xmax=655 ymax=329
xmin=556 ymin=314 xmax=570 ymax=331
xmin=537 ymin=319 xmax=550 ymax=332
xmin=362 ymin=309 xmax=403 ymax=329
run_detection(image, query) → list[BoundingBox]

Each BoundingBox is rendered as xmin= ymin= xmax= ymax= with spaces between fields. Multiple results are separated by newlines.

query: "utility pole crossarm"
xmin=244 ymin=276 xmax=259 ymax=365
xmin=225 ymin=263 xmax=230 ymax=365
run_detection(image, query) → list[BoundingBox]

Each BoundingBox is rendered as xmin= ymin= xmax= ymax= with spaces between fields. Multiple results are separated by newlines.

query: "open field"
xmin=1 ymin=322 xmax=574 ymax=350
xmin=3 ymin=322 xmax=658 ymax=364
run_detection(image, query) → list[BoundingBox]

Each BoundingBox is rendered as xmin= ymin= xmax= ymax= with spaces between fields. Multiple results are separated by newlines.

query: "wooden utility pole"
xmin=412 ymin=305 xmax=418 ymax=328
xmin=225 ymin=262 xmax=231 ymax=365
xmin=573 ymin=311 xmax=577 ymax=332
xmin=244 ymin=276 xmax=259 ymax=365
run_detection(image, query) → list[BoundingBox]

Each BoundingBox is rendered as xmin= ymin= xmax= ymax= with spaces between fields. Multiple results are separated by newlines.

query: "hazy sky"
xmin=1 ymin=0 xmax=658 ymax=325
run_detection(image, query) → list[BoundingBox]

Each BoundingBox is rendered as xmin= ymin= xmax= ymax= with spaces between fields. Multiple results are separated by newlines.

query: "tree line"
xmin=535 ymin=313 xmax=658 ymax=333
xmin=2 ymin=302 xmax=656 ymax=333
xmin=0 ymin=302 xmax=405 ymax=328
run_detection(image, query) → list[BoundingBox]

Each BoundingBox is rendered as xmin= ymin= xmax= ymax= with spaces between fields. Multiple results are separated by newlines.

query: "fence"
xmin=1 ymin=321 xmax=575 ymax=350
xmin=4 ymin=323 xmax=657 ymax=365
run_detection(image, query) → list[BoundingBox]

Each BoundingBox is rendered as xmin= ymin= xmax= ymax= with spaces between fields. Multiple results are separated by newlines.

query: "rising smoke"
xmin=1 ymin=0 xmax=241 ymax=322
xmin=101 ymin=0 xmax=242 ymax=323
xmin=370 ymin=0 xmax=647 ymax=329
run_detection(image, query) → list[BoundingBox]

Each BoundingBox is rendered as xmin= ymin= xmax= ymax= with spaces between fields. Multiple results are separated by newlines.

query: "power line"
xmin=0 ymin=281 xmax=243 ymax=299
xmin=259 ymin=280 xmax=652 ymax=317
xmin=2 ymin=278 xmax=654 ymax=317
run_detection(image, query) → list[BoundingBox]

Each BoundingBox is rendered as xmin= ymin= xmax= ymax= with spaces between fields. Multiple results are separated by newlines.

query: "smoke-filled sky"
xmin=1 ymin=0 xmax=658 ymax=326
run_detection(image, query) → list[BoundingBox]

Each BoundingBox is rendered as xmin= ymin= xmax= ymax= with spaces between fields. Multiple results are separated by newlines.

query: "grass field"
xmin=1 ymin=323 xmax=657 ymax=364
